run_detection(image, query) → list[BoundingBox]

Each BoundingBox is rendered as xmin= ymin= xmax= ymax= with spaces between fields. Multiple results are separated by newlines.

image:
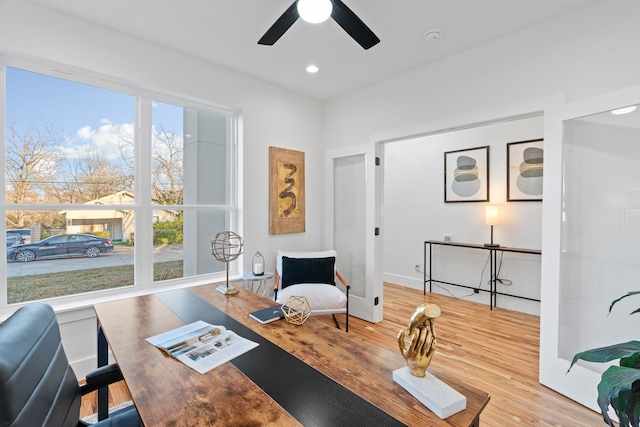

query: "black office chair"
xmin=0 ymin=302 xmax=141 ymax=427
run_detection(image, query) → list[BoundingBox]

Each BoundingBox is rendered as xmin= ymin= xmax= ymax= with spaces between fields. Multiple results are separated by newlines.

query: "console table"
xmin=424 ymin=240 xmax=541 ymax=309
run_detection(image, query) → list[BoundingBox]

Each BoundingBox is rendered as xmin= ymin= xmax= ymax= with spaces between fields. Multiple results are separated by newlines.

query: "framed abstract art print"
xmin=507 ymin=139 xmax=543 ymax=202
xmin=269 ymin=146 xmax=305 ymax=234
xmin=444 ymin=146 xmax=490 ymax=203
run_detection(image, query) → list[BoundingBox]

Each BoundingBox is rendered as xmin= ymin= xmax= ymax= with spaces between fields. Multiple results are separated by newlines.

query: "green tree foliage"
xmin=153 ymin=220 xmax=183 ymax=245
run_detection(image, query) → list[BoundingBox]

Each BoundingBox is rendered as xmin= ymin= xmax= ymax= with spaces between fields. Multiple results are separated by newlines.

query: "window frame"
xmin=0 ymin=57 xmax=242 ymax=316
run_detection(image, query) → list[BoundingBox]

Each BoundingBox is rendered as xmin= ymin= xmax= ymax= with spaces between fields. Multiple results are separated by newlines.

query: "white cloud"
xmin=64 ymin=120 xmax=134 ymax=160
xmin=76 ymin=125 xmax=93 ymax=140
xmin=63 ymin=121 xmax=183 ymax=164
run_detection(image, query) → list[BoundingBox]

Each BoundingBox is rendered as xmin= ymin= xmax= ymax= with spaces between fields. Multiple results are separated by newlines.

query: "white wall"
xmin=324 ymin=0 xmax=640 ymax=313
xmin=322 ymin=0 xmax=640 ymax=413
xmin=324 ymin=0 xmax=640 ymax=151
xmin=384 ymin=116 xmax=543 ymax=314
xmin=0 ymin=0 xmax=324 ymax=377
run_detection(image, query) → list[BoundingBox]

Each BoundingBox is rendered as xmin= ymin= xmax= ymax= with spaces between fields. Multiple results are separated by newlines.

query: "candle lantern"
xmin=252 ymin=251 xmax=264 ymax=276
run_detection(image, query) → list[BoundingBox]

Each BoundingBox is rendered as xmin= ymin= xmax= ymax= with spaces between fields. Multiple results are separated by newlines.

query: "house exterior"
xmin=62 ymin=191 xmax=177 ymax=242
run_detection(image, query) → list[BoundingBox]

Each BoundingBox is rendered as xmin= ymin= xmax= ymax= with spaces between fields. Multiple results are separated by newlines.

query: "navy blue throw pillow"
xmin=281 ymin=256 xmax=336 ymax=289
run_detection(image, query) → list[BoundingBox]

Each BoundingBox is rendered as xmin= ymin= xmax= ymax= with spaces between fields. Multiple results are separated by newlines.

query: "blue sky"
xmin=6 ymin=66 xmax=182 ymax=161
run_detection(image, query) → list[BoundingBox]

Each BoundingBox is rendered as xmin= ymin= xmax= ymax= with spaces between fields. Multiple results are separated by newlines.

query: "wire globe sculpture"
xmin=211 ymin=231 xmax=243 ymax=295
xmin=211 ymin=231 xmax=244 ymax=263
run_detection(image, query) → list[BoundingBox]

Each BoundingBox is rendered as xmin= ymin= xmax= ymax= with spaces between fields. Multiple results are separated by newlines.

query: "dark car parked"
xmin=7 ymin=234 xmax=114 ymax=262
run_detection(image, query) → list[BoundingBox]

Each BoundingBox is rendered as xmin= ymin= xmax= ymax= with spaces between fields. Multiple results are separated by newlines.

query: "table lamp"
xmin=484 ymin=206 xmax=500 ymax=248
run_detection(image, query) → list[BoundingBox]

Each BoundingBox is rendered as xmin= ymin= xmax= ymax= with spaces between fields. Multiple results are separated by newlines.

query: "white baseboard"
xmin=72 ymin=356 xmax=98 ymax=380
xmin=383 ymin=273 xmax=423 ymax=290
xmin=383 ymin=272 xmax=540 ymax=316
xmin=71 ymin=353 xmax=114 ymax=380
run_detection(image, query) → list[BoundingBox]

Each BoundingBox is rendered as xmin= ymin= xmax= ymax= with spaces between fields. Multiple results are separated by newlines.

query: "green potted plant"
xmin=568 ymin=291 xmax=640 ymax=427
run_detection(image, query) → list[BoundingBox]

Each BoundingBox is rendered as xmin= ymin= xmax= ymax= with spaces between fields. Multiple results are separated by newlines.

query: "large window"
xmin=150 ymin=100 xmax=235 ymax=281
xmin=2 ymin=64 xmax=238 ymax=305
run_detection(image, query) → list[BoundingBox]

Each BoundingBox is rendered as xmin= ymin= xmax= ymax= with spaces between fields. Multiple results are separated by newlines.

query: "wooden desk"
xmin=94 ymin=284 xmax=490 ymax=426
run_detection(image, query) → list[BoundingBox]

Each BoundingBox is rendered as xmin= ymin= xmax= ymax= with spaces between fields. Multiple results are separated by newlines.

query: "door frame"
xmin=325 ymin=96 xmax=563 ymax=325
xmin=325 ymin=143 xmax=383 ymax=323
xmin=540 ymin=82 xmax=640 ymax=413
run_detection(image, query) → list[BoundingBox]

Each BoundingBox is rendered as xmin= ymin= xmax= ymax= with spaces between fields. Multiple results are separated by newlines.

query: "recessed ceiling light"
xmin=306 ymin=65 xmax=319 ymax=73
xmin=611 ymin=106 xmax=637 ymax=115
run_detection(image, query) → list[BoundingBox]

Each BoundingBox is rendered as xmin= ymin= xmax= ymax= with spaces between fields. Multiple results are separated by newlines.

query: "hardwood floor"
xmin=327 ymin=283 xmax=603 ymax=426
xmin=81 ymin=283 xmax=603 ymax=426
xmin=79 ymin=382 xmax=134 ymax=421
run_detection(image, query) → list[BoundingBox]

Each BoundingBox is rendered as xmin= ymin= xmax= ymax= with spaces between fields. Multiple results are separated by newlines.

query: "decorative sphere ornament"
xmin=211 ymin=231 xmax=243 ymax=296
xmin=211 ymin=231 xmax=244 ymax=262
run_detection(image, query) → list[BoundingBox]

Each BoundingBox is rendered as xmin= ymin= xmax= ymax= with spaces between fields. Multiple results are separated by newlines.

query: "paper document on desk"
xmin=146 ymin=320 xmax=259 ymax=374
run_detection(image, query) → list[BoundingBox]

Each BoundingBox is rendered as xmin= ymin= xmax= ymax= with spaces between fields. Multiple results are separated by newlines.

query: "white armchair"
xmin=273 ymin=250 xmax=350 ymax=331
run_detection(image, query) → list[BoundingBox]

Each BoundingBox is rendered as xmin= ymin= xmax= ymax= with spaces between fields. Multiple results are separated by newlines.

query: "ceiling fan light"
xmin=297 ymin=0 xmax=333 ymax=24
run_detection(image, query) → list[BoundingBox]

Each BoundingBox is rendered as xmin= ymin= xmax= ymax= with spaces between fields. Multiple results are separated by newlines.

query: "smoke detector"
xmin=423 ymin=30 xmax=442 ymax=42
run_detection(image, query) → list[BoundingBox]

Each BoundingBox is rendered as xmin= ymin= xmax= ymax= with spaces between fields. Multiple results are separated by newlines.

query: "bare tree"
xmin=152 ymin=127 xmax=183 ymax=205
xmin=5 ymin=121 xmax=63 ymax=227
xmin=117 ymin=127 xmax=135 ymax=177
xmin=117 ymin=125 xmax=183 ymax=204
xmin=52 ymin=149 xmax=133 ymax=203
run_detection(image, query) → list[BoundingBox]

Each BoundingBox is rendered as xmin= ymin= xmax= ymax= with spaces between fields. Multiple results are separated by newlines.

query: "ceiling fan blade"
xmin=331 ymin=0 xmax=380 ymax=50
xmin=258 ymin=1 xmax=300 ymax=45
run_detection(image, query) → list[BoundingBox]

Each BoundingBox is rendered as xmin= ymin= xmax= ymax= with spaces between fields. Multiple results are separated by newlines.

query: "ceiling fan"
xmin=258 ymin=0 xmax=380 ymax=50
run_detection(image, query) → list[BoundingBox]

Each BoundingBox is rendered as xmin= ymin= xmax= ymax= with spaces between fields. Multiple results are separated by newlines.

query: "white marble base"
xmin=393 ymin=367 xmax=466 ymax=419
xmin=216 ymin=284 xmax=239 ymax=295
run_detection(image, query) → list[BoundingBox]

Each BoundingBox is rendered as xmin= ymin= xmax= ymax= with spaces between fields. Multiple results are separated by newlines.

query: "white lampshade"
xmin=297 ymin=0 xmax=333 ymax=23
xmin=485 ymin=206 xmax=499 ymax=226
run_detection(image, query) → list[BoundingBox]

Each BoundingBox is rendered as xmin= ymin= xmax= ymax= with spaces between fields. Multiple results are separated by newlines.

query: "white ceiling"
xmin=33 ymin=0 xmax=601 ymax=101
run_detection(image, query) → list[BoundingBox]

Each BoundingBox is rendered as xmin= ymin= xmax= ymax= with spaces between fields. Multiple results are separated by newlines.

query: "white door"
xmin=540 ymin=84 xmax=640 ymax=415
xmin=326 ymin=143 xmax=382 ymax=323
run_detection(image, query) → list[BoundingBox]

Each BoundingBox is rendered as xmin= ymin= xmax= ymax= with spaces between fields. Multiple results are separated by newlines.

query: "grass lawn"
xmin=8 ymin=260 xmax=184 ymax=304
